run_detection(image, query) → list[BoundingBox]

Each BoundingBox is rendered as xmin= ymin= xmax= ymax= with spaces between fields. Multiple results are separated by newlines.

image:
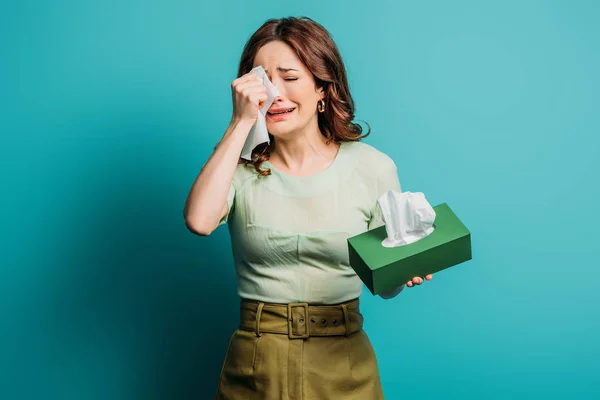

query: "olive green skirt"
xmin=215 ymin=298 xmax=384 ymax=400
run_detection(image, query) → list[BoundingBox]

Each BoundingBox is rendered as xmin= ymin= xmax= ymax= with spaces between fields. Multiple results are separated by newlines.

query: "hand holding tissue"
xmin=240 ymin=66 xmax=280 ymax=161
xmin=347 ymin=190 xmax=472 ymax=296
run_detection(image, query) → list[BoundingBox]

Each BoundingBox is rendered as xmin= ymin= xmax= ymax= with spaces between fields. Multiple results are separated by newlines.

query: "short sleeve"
xmin=218 ymin=183 xmax=236 ymax=226
xmin=367 ymin=156 xmax=402 ymax=230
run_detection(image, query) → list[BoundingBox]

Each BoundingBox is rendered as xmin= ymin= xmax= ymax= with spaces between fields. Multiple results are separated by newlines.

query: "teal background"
xmin=2 ymin=0 xmax=599 ymax=399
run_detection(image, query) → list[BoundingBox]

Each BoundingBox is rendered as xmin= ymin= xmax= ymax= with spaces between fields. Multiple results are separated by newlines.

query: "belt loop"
xmin=341 ymin=303 xmax=349 ymax=336
xmin=255 ymin=302 xmax=264 ymax=337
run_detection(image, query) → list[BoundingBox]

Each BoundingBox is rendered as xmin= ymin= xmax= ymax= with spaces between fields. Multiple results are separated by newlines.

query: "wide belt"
xmin=239 ymin=298 xmax=363 ymax=339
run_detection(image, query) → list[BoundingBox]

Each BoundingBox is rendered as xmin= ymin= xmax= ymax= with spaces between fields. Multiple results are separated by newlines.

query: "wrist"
xmin=378 ymin=284 xmax=405 ymax=299
xmin=229 ymin=117 xmax=256 ymax=130
xmin=222 ymin=118 xmax=255 ymax=146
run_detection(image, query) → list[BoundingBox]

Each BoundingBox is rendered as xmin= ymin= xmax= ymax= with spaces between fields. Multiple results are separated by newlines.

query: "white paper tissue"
xmin=377 ymin=191 xmax=436 ymax=247
xmin=240 ymin=66 xmax=280 ymax=160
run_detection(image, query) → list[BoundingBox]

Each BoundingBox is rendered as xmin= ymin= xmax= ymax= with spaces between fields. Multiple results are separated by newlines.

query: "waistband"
xmin=239 ymin=298 xmax=363 ymax=340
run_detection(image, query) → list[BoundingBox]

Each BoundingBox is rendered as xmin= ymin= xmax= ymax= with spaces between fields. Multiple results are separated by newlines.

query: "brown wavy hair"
xmin=237 ymin=16 xmax=370 ymax=176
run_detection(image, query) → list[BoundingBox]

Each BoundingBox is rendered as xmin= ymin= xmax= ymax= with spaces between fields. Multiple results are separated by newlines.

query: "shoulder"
xmin=342 ymin=141 xmax=397 ymax=174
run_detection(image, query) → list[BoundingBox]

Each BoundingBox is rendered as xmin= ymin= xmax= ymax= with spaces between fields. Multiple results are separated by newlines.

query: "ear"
xmin=316 ymin=86 xmax=325 ymax=100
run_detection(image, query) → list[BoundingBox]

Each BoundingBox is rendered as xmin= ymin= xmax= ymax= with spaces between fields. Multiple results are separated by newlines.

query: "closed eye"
xmin=284 ymin=78 xmax=298 ymax=81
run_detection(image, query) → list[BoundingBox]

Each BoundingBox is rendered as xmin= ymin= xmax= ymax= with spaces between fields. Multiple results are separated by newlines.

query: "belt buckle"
xmin=287 ymin=302 xmax=309 ymax=339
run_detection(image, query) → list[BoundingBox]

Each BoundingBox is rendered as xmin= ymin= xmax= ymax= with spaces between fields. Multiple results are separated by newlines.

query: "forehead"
xmin=253 ymin=40 xmax=304 ymax=70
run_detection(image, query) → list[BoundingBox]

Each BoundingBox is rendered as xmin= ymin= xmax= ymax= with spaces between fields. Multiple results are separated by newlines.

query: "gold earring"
xmin=318 ymin=99 xmax=326 ymax=113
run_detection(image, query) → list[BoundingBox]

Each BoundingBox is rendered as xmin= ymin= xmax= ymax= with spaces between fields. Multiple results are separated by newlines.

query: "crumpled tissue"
xmin=240 ymin=66 xmax=280 ymax=160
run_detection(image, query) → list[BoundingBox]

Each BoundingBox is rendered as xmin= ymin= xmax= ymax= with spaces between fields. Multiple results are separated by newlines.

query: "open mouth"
xmin=267 ymin=108 xmax=296 ymax=116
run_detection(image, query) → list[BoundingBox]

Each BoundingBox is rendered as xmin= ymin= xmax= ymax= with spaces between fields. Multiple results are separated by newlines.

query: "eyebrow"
xmin=264 ymin=67 xmax=299 ymax=74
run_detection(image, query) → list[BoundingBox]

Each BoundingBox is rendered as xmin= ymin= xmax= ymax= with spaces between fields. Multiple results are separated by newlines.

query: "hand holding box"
xmin=348 ymin=191 xmax=472 ymax=296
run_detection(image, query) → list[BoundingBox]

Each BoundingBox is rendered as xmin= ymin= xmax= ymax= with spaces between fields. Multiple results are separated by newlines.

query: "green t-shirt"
xmin=219 ymin=140 xmax=401 ymax=304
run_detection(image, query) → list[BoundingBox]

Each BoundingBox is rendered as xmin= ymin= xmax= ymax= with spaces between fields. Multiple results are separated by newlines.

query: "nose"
xmin=267 ymin=75 xmax=285 ymax=97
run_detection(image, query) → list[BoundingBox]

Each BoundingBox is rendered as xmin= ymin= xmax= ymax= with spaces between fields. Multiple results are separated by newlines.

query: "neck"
xmin=269 ymin=119 xmax=338 ymax=171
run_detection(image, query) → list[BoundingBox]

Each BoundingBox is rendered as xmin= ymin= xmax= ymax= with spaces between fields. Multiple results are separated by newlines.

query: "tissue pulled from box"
xmin=377 ymin=191 xmax=436 ymax=247
xmin=240 ymin=66 xmax=280 ymax=160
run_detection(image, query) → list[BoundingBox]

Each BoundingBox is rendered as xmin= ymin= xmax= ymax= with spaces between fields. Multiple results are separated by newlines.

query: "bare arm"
xmin=183 ymin=71 xmax=267 ymax=236
xmin=183 ymin=119 xmax=254 ymax=235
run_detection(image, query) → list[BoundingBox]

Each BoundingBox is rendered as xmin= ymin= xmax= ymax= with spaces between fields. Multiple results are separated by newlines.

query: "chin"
xmin=267 ymin=124 xmax=299 ymax=139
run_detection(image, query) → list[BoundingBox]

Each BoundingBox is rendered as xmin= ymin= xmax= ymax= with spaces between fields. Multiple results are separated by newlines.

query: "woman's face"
xmin=252 ymin=40 xmax=324 ymax=138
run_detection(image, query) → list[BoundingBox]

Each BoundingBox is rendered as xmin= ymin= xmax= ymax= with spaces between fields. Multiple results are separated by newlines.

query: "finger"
xmin=237 ymin=71 xmax=260 ymax=83
xmin=239 ymin=87 xmax=268 ymax=102
xmin=412 ymin=277 xmax=422 ymax=285
xmin=242 ymin=86 xmax=268 ymax=96
xmin=250 ymin=93 xmax=268 ymax=107
xmin=425 ymin=274 xmax=433 ymax=280
xmin=236 ymin=80 xmax=265 ymax=92
xmin=233 ymin=74 xmax=263 ymax=91
xmin=406 ymin=280 xmax=413 ymax=287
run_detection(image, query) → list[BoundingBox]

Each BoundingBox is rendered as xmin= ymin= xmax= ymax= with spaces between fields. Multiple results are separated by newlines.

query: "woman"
xmin=184 ymin=16 xmax=432 ymax=400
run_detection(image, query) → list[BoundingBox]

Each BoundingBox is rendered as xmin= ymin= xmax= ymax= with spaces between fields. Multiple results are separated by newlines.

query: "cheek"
xmin=286 ymin=86 xmax=316 ymax=109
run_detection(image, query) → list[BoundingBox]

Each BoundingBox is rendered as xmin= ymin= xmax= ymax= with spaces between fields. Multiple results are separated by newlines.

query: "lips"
xmin=267 ymin=107 xmax=296 ymax=116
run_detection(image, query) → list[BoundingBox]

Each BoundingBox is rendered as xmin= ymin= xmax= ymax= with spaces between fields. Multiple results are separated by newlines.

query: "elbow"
xmin=184 ymin=215 xmax=216 ymax=236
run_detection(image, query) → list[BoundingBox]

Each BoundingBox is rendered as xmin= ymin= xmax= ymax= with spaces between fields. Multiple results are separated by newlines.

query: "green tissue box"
xmin=347 ymin=203 xmax=472 ymax=295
